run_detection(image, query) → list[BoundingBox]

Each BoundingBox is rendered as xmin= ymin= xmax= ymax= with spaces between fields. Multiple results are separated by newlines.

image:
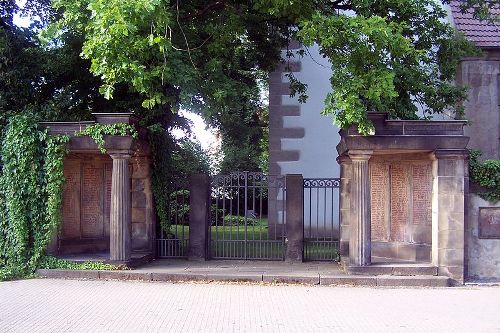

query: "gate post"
xmin=188 ymin=174 xmax=210 ymax=260
xmin=285 ymin=174 xmax=304 ymax=262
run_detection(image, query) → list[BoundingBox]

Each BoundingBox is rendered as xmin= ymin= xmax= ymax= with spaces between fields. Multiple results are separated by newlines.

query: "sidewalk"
xmin=1 ymin=278 xmax=499 ymax=332
xmin=37 ymin=259 xmax=451 ymax=287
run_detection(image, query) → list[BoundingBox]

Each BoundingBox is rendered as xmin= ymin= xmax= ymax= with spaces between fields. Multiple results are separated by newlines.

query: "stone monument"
xmin=337 ymin=113 xmax=469 ymax=283
xmin=43 ymin=113 xmax=155 ymax=264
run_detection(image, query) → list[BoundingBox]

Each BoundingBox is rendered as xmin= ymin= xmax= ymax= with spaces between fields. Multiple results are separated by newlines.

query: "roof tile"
xmin=450 ymin=1 xmax=500 ymax=47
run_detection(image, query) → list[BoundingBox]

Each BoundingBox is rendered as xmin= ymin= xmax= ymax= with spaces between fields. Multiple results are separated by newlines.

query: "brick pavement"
xmin=0 ymin=279 xmax=499 ymax=332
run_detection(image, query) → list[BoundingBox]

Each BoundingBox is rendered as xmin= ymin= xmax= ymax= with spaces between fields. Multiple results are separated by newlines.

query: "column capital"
xmin=336 ymin=154 xmax=352 ymax=165
xmin=348 ymin=150 xmax=373 ymax=161
xmin=433 ymin=149 xmax=469 ymax=160
xmin=109 ymin=151 xmax=132 ymax=160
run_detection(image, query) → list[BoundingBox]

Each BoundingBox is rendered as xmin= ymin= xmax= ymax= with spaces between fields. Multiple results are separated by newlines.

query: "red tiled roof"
xmin=449 ymin=1 xmax=500 ymax=48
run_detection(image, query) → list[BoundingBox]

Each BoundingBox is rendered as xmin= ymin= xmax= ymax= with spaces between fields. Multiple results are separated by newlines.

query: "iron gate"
xmin=210 ymin=172 xmax=286 ymax=260
xmin=303 ymin=178 xmax=341 ymax=261
xmin=156 ymin=178 xmax=189 ymax=258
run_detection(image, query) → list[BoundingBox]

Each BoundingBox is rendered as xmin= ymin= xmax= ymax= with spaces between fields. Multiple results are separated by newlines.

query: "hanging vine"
xmin=76 ymin=123 xmax=138 ymax=153
xmin=148 ymin=124 xmax=174 ymax=234
xmin=0 ymin=113 xmax=69 ymax=280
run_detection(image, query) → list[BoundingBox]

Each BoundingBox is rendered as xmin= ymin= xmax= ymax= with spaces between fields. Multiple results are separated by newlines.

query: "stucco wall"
xmin=269 ymin=44 xmax=340 ymax=178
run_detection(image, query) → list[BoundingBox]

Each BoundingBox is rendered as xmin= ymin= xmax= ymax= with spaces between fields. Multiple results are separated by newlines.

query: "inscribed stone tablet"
xmin=411 ymin=163 xmax=432 ymax=225
xmin=62 ymin=160 xmax=81 ymax=238
xmin=479 ymin=208 xmax=500 ymax=239
xmin=370 ymin=162 xmax=389 ymax=241
xmin=390 ymin=164 xmax=410 ymax=242
xmin=81 ymin=163 xmax=104 ymax=238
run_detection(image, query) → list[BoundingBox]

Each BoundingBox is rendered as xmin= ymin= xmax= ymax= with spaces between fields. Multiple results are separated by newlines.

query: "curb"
xmin=36 ymin=269 xmax=451 ymax=287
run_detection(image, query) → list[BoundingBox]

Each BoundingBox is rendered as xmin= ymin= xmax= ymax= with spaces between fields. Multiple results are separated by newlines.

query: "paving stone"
xmin=1 ymin=279 xmax=499 ymax=332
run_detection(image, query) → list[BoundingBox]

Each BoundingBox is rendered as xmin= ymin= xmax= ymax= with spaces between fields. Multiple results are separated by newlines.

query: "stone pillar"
xmin=348 ymin=150 xmax=373 ymax=266
xmin=188 ymin=174 xmax=210 ymax=260
xmin=434 ymin=149 xmax=468 ymax=283
xmin=337 ymin=155 xmax=352 ymax=257
xmin=109 ymin=153 xmax=131 ymax=262
xmin=285 ymin=174 xmax=304 ymax=262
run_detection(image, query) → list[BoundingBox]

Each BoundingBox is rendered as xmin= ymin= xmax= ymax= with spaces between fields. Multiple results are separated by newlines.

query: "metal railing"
xmin=303 ymin=178 xmax=340 ymax=261
xmin=156 ymin=178 xmax=189 ymax=258
xmin=210 ymin=172 xmax=286 ymax=260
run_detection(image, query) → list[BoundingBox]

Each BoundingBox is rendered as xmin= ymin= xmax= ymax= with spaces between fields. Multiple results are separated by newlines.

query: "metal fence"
xmin=156 ymin=178 xmax=189 ymax=258
xmin=303 ymin=178 xmax=340 ymax=261
xmin=210 ymin=172 xmax=286 ymax=260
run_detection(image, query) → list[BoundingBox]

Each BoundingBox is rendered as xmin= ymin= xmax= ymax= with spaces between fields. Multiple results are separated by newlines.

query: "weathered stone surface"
xmin=81 ymin=163 xmax=104 ymax=238
xmin=348 ymin=150 xmax=372 ymax=266
xmin=132 ymin=191 xmax=147 ymax=208
xmin=479 ymin=207 xmax=500 ymax=238
xmin=109 ymin=153 xmax=131 ymax=262
xmin=467 ymin=194 xmax=500 ymax=281
xmin=390 ymin=164 xmax=410 ymax=242
xmin=370 ymin=162 xmax=389 ymax=241
xmin=285 ymin=174 xmax=304 ymax=262
xmin=62 ymin=159 xmax=81 ymax=239
xmin=411 ymin=163 xmax=432 ymax=225
xmin=131 ymin=207 xmax=146 ymax=223
xmin=188 ymin=174 xmax=210 ymax=260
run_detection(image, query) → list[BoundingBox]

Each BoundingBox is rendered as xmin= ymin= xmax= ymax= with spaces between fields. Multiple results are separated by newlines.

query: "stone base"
xmin=341 ymin=258 xmax=438 ymax=276
xmin=58 ymin=238 xmax=109 ymax=255
xmin=372 ymin=241 xmax=431 ymax=262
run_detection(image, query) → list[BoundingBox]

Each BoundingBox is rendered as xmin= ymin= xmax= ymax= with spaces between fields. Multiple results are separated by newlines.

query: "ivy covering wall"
xmin=0 ymin=113 xmax=68 ymax=281
xmin=469 ymin=150 xmax=500 ymax=203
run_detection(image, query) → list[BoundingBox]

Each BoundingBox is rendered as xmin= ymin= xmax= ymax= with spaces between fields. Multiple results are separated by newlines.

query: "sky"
xmin=13 ymin=9 xmax=218 ymax=155
xmin=171 ymin=110 xmax=219 ymax=153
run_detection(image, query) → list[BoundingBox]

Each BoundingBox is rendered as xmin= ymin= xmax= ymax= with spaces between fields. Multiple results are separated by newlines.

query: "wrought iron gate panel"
xmin=303 ymin=178 xmax=341 ymax=261
xmin=156 ymin=178 xmax=189 ymax=258
xmin=210 ymin=172 xmax=286 ymax=260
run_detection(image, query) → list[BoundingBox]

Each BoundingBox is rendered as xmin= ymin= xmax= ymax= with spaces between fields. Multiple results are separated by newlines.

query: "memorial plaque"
xmin=370 ymin=162 xmax=389 ymax=241
xmin=62 ymin=160 xmax=81 ymax=239
xmin=81 ymin=163 xmax=104 ymax=238
xmin=390 ymin=164 xmax=409 ymax=242
xmin=411 ymin=163 xmax=432 ymax=225
xmin=479 ymin=208 xmax=500 ymax=239
xmin=104 ymin=163 xmax=112 ymax=236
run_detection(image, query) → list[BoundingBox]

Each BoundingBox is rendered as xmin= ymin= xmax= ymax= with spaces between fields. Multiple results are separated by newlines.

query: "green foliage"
xmin=38 ymin=256 xmax=121 ymax=270
xmin=148 ymin=125 xmax=174 ymax=233
xmin=76 ymin=123 xmax=138 ymax=153
xmin=222 ymin=215 xmax=262 ymax=227
xmin=0 ymin=112 xmax=69 ymax=281
xmin=469 ymin=150 xmax=500 ymax=203
xmin=297 ymin=1 xmax=478 ymax=133
xmin=44 ymin=0 xmax=488 ymax=135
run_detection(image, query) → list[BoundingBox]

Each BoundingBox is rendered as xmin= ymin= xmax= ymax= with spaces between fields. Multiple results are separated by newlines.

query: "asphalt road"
xmin=0 ymin=279 xmax=499 ymax=332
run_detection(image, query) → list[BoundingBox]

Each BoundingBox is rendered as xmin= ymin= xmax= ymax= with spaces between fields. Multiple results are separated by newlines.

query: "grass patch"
xmin=37 ymin=256 xmax=122 ymax=271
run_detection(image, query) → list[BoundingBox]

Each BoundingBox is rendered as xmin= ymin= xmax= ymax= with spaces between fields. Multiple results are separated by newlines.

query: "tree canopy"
xmin=41 ymin=0 xmax=497 ymax=135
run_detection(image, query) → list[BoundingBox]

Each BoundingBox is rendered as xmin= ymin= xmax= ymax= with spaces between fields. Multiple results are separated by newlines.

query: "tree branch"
xmin=182 ymin=1 xmax=226 ymax=20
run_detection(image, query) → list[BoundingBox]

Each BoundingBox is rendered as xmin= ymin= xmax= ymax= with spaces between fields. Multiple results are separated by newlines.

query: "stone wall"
xmin=457 ymin=52 xmax=500 ymax=160
xmin=467 ymin=194 xmax=500 ymax=281
xmin=369 ymin=155 xmax=433 ymax=262
xmin=58 ymin=154 xmax=154 ymax=254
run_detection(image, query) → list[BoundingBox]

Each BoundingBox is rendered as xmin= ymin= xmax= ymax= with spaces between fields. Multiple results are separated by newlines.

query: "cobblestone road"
xmin=0 ymin=279 xmax=499 ymax=332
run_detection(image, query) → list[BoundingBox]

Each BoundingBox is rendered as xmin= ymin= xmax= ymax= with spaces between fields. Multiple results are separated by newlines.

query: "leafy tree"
xmin=44 ymin=0 xmax=497 ymax=137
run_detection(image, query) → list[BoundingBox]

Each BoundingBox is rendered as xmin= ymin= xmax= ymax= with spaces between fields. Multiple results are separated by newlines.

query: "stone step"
xmin=36 ymin=269 xmax=451 ymax=287
xmin=345 ymin=264 xmax=438 ymax=276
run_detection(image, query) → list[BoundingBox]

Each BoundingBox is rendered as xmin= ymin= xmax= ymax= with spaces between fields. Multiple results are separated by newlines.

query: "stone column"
xmin=188 ymin=174 xmax=210 ymax=260
xmin=348 ymin=150 xmax=373 ymax=266
xmin=337 ymin=154 xmax=352 ymax=257
xmin=285 ymin=174 xmax=304 ymax=262
xmin=109 ymin=153 xmax=131 ymax=262
xmin=434 ymin=149 xmax=468 ymax=283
